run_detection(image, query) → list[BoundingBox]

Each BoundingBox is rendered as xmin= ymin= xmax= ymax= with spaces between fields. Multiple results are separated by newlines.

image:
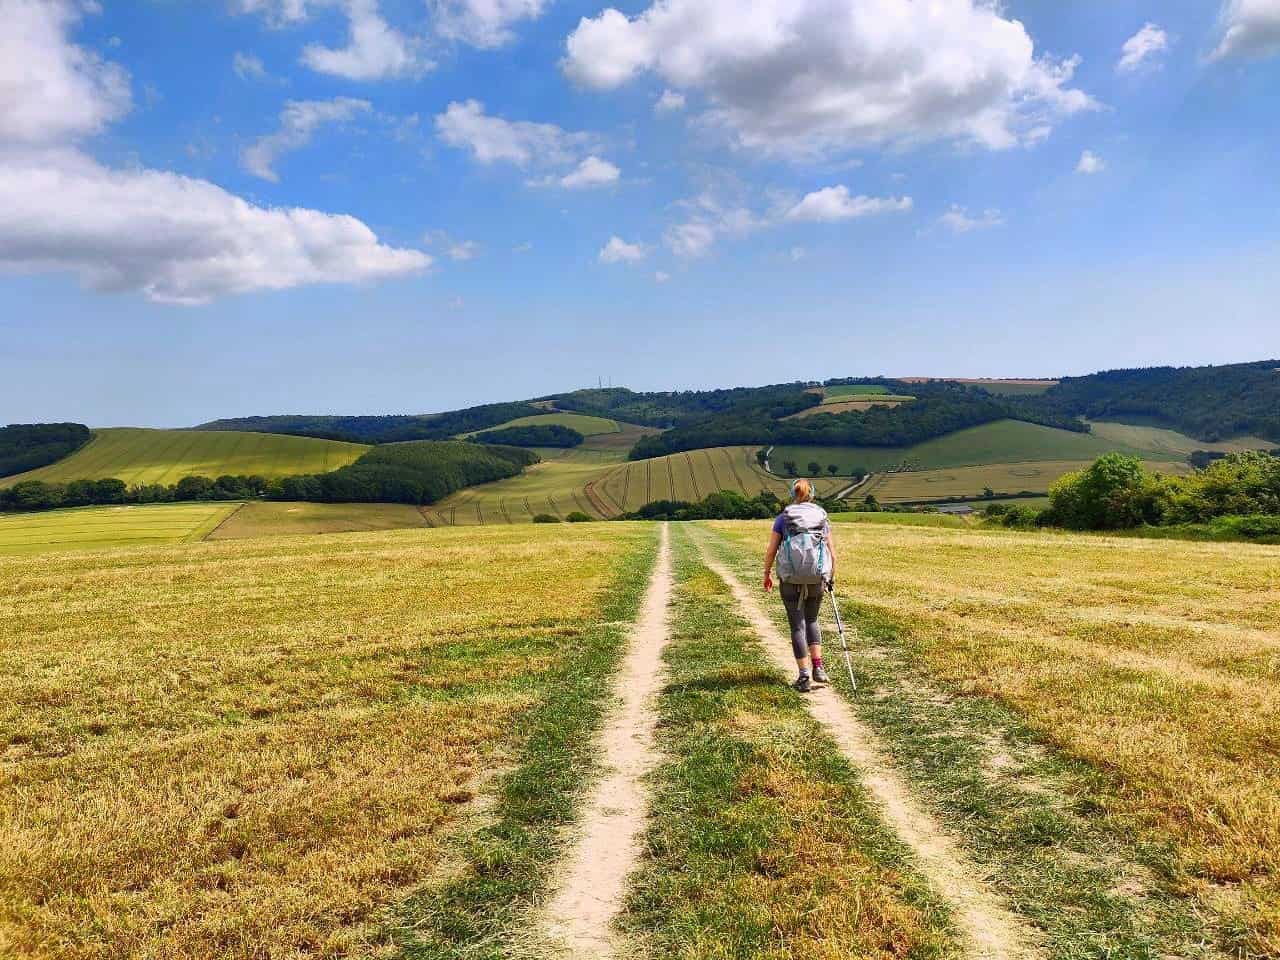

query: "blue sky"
xmin=2 ymin=0 xmax=1278 ymax=427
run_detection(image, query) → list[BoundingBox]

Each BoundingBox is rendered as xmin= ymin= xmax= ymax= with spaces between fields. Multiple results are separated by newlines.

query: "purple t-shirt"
xmin=773 ymin=509 xmax=831 ymax=538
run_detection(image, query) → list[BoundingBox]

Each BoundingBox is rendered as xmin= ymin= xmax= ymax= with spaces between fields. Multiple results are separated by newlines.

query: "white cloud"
xmin=563 ymin=0 xmax=1093 ymax=157
xmin=1076 ymin=150 xmax=1105 ymax=175
xmin=233 ymin=51 xmax=271 ymax=81
xmin=789 ymin=246 xmax=806 ymax=262
xmin=786 ymin=185 xmax=913 ymax=222
xmin=513 ymin=240 xmax=533 ymax=252
xmin=937 ymin=205 xmax=1004 ymax=234
xmin=447 ymin=239 xmax=479 ymax=260
xmin=432 ymin=0 xmax=547 ymax=48
xmin=654 ymin=89 xmax=685 ymax=113
xmin=446 ymin=294 xmax=465 ymax=309
xmin=558 ymin=155 xmax=620 ymax=189
xmin=435 ymin=99 xmax=593 ymax=167
xmin=654 ymin=270 xmax=670 ymax=282
xmin=1117 ymin=22 xmax=1170 ymax=73
xmin=598 ymin=235 xmax=646 ymax=264
xmin=1211 ymin=0 xmax=1280 ymax=61
xmin=236 ymin=0 xmax=311 ymax=26
xmin=301 ymin=0 xmax=427 ymax=80
xmin=0 ymin=0 xmax=130 ymax=145
xmin=0 ymin=2 xmax=427 ymax=304
xmin=241 ymin=97 xmax=370 ymax=182
xmin=664 ymin=220 xmax=716 ymax=259
xmin=0 ymin=148 xmax=429 ymax=304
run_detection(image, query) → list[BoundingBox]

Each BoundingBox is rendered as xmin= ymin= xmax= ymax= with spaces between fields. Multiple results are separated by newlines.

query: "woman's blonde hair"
xmin=790 ymin=478 xmax=814 ymax=503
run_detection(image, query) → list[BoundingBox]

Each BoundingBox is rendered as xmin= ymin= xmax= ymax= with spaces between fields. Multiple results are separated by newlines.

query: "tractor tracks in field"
xmin=693 ymin=536 xmax=1044 ymax=960
xmin=540 ymin=524 xmax=673 ymax=959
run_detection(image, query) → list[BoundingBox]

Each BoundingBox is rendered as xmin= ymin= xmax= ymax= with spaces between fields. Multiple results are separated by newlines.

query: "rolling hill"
xmin=3 ymin=428 xmax=369 ymax=486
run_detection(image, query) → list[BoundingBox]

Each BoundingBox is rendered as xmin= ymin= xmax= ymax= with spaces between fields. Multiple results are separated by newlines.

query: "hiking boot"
xmin=792 ymin=674 xmax=812 ymax=693
xmin=812 ymin=665 xmax=830 ymax=685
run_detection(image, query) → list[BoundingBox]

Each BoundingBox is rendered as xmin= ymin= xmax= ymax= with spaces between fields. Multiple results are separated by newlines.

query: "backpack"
xmin=775 ymin=503 xmax=832 ymax=585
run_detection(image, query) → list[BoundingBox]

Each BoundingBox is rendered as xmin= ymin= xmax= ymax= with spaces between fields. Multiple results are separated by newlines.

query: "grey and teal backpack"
xmin=775 ymin=502 xmax=832 ymax=585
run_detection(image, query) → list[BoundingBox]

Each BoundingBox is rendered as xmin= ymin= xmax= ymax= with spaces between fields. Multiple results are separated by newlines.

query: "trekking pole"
xmin=825 ymin=581 xmax=857 ymax=692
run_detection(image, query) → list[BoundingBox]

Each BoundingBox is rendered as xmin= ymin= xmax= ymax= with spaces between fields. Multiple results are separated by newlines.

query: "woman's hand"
xmin=763 ymin=572 xmax=774 ymax=592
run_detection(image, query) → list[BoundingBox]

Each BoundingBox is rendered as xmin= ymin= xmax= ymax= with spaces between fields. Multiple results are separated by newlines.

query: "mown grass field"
xmin=1087 ymin=420 xmax=1274 ymax=457
xmin=459 ymin=411 xmax=621 ymax=438
xmin=710 ymin=520 xmax=1280 ymax=957
xmin=861 ymin=458 xmax=1190 ymax=503
xmin=4 ymin=428 xmax=369 ymax=486
xmin=207 ymin=501 xmax=428 ymax=541
xmin=428 ymin=446 xmax=847 ymax=525
xmin=0 ymin=503 xmax=241 ymax=554
xmin=0 ymin=523 xmax=657 ymax=960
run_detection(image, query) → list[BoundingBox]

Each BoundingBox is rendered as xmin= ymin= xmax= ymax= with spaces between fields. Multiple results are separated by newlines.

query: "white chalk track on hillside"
xmin=696 ymin=540 xmax=1044 ymax=960
xmin=540 ymin=523 xmax=673 ymax=958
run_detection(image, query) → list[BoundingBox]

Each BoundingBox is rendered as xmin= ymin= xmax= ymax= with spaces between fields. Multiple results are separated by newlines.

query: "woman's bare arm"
xmin=763 ymin=531 xmax=781 ymax=591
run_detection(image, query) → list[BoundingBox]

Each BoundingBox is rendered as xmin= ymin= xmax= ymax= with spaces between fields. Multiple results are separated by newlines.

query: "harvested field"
xmin=207 ymin=501 xmax=428 ymax=540
xmin=0 ymin=523 xmax=655 ymax=960
xmin=0 ymin=502 xmax=241 ymax=554
xmin=861 ymin=459 xmax=1190 ymax=503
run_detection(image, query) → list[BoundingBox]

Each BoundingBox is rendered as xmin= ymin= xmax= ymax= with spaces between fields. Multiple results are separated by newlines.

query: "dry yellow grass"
xmin=862 ymin=458 xmax=1190 ymax=502
xmin=711 ymin=520 xmax=1280 ymax=955
xmin=0 ymin=523 xmax=653 ymax=960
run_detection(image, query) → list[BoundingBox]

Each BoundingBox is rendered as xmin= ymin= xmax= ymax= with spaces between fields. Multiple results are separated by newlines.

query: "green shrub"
xmin=532 ymin=513 xmax=561 ymax=523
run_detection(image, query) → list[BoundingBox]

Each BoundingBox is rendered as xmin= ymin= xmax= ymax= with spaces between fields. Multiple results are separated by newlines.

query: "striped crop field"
xmin=427 ymin=446 xmax=847 ymax=526
xmin=0 ymin=502 xmax=241 ymax=554
xmin=3 ymin=428 xmax=369 ymax=486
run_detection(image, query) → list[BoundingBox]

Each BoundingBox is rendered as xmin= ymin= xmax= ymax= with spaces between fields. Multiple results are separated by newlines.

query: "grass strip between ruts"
xmin=391 ymin=525 xmax=661 ymax=959
xmin=622 ymin=524 xmax=961 ymax=959
xmin=697 ymin=523 xmax=1232 ymax=960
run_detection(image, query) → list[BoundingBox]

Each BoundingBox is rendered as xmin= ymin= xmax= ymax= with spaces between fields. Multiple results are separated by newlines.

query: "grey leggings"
xmin=780 ymin=583 xmax=822 ymax=660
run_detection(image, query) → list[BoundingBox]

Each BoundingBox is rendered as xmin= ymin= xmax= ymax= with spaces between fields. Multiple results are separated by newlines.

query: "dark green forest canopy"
xmin=195 ymin=401 xmax=544 ymax=444
xmin=626 ymin=382 xmax=1084 ymax=460
xmin=549 ymin=384 xmax=815 ymax=428
xmin=1024 ymin=361 xmax=1280 ymax=442
xmin=468 ymin=424 xmax=584 ymax=448
xmin=0 ymin=423 xmax=91 ymax=479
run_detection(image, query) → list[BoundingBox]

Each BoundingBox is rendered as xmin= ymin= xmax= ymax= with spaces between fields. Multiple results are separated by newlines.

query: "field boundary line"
xmin=684 ymin=452 xmax=701 ymax=500
xmin=541 ymin=524 xmax=673 ymax=958
xmin=197 ymin=501 xmax=247 ymax=542
xmin=692 ymin=534 xmax=1043 ymax=960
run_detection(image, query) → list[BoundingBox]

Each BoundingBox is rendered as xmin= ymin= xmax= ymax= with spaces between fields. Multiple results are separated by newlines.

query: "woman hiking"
xmin=763 ymin=478 xmax=836 ymax=693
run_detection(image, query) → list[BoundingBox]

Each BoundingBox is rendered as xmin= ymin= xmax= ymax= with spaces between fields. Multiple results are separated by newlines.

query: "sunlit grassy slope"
xmin=459 ymin=411 xmax=621 ymax=437
xmin=712 ymin=519 xmax=1280 ymax=956
xmin=4 ymin=428 xmax=368 ymax=486
xmin=206 ymin=501 xmax=428 ymax=540
xmin=428 ymin=445 xmax=847 ymax=525
xmin=0 ymin=502 xmax=241 ymax=554
xmin=0 ymin=523 xmax=655 ymax=959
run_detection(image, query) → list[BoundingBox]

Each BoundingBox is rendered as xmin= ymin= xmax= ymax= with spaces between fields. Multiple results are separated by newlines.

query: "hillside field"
xmin=771 ymin=418 xmax=1172 ymax=478
xmin=0 ymin=502 xmax=241 ymax=554
xmin=860 ymin=459 xmax=1190 ymax=503
xmin=3 ymin=428 xmax=369 ymax=486
xmin=427 ymin=445 xmax=847 ymax=525
xmin=459 ymin=411 xmax=620 ymax=438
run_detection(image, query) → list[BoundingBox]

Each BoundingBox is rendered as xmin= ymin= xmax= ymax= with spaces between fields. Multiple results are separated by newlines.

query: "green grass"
xmin=700 ymin=523 xmax=1231 ymax=960
xmin=4 ymin=428 xmax=369 ymax=486
xmin=459 ymin=412 xmax=621 ymax=438
xmin=1087 ymin=421 xmax=1274 ymax=458
xmin=393 ymin=525 xmax=660 ymax=959
xmin=825 ymin=384 xmax=891 ymax=398
xmin=773 ymin=419 xmax=1160 ymax=477
xmin=0 ymin=502 xmax=241 ymax=554
xmin=623 ymin=525 xmax=960 ymax=959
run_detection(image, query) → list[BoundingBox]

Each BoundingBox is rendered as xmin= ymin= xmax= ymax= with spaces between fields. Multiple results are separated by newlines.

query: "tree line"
xmin=0 ymin=441 xmax=539 ymax=512
xmin=1019 ymin=360 xmax=1280 ymax=443
xmin=628 ymin=384 xmax=1084 ymax=461
xmin=194 ymin=402 xmax=546 ymax=444
xmin=0 ymin=423 xmax=92 ymax=478
xmin=468 ymin=424 xmax=584 ymax=447
xmin=988 ymin=451 xmax=1280 ymax=537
